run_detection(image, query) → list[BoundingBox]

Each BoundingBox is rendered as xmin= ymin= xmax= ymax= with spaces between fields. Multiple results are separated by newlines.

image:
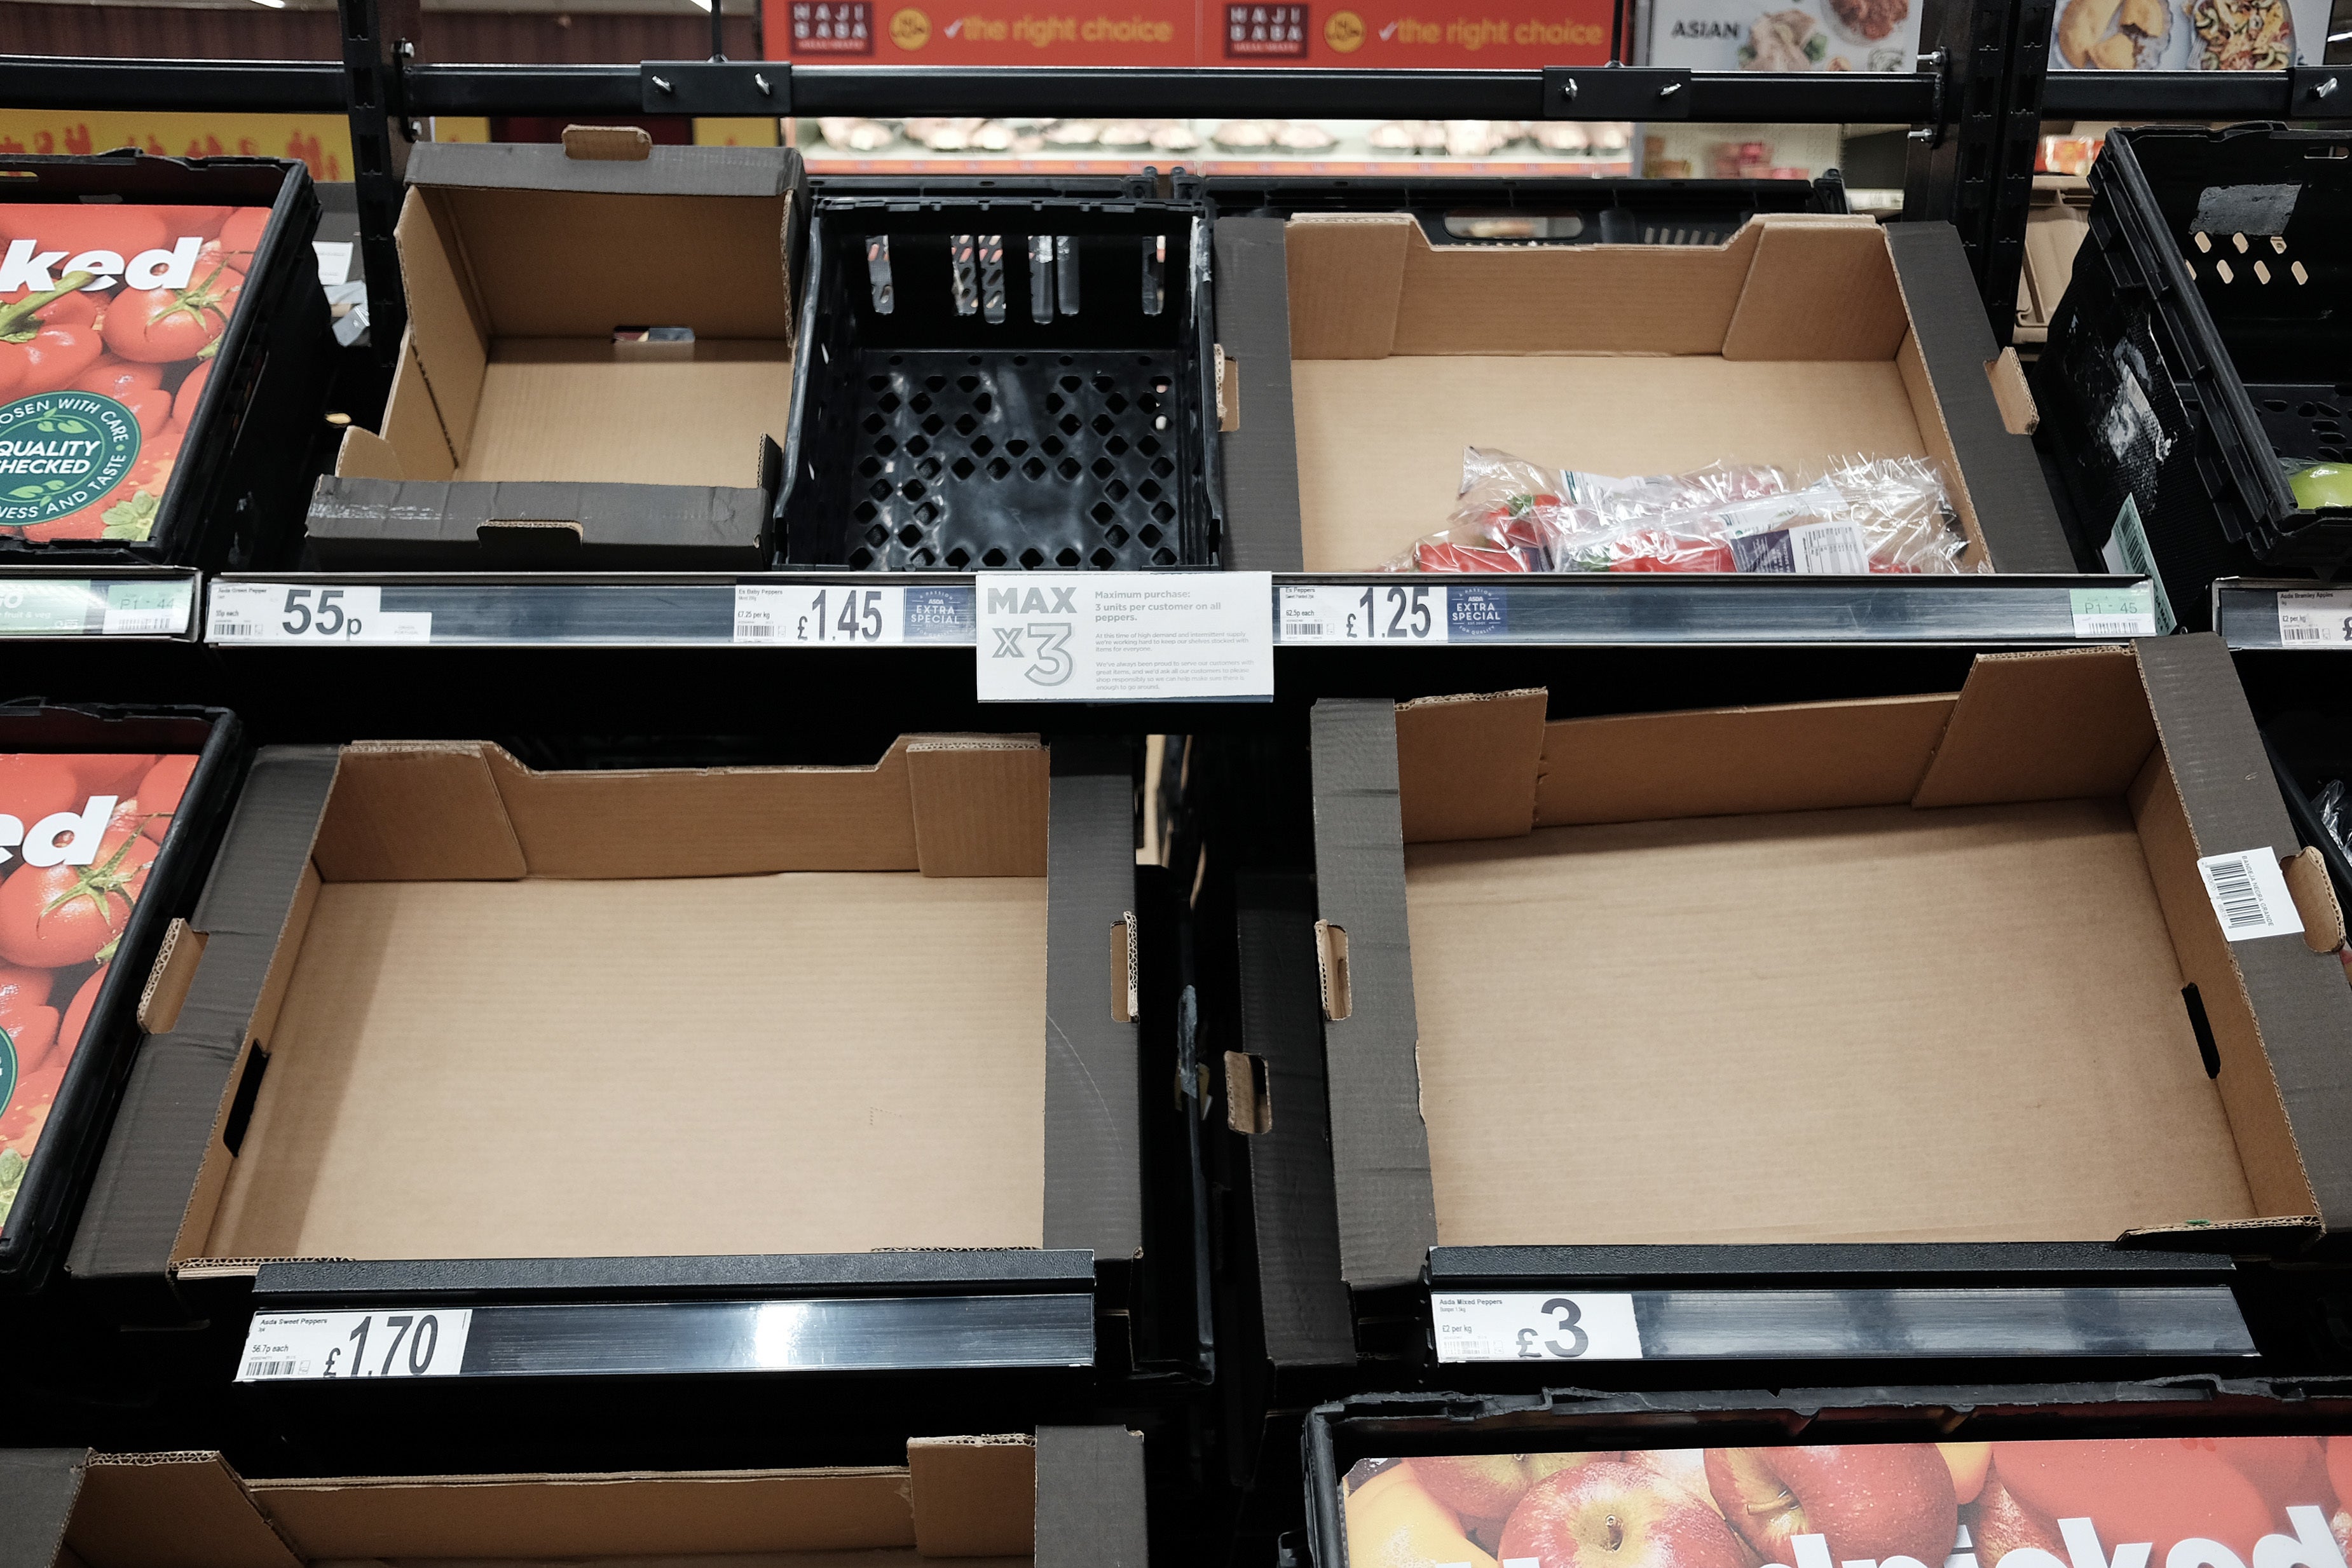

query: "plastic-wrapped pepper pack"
xmin=1388 ymin=448 xmax=1985 ymax=575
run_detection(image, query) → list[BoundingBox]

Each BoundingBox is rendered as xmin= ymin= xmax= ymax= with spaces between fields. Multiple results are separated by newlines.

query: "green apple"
xmin=2288 ymin=463 xmax=2352 ymax=510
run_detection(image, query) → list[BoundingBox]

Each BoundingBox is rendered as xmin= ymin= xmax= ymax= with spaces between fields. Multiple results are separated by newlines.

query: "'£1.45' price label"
xmin=208 ymin=583 xmax=432 ymax=644
xmin=1430 ymin=1293 xmax=1643 ymax=1363
xmin=238 ymin=1309 xmax=474 ymax=1381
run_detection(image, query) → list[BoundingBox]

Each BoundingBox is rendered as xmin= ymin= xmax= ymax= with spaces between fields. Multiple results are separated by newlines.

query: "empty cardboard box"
xmin=1308 ymin=634 xmax=2352 ymax=1291
xmin=69 ymin=733 xmax=1142 ymax=1299
xmin=309 ymin=133 xmax=802 ymax=570
xmin=1212 ymin=211 xmax=2073 ymax=573
xmin=0 ymin=1429 xmax=1148 ymax=1568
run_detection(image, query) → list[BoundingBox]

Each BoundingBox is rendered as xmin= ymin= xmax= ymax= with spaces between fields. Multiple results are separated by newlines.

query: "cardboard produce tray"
xmin=1239 ymin=633 xmax=2352 ymax=1364
xmin=0 ymin=1427 xmax=1149 ymax=1568
xmin=65 ymin=726 xmax=1153 ymax=1360
xmin=1210 ymin=204 xmax=2076 ymax=576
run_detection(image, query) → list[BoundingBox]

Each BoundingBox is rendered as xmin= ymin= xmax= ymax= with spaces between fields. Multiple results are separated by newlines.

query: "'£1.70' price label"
xmin=1430 ymin=1293 xmax=1643 ymax=1363
xmin=239 ymin=1309 xmax=474 ymax=1381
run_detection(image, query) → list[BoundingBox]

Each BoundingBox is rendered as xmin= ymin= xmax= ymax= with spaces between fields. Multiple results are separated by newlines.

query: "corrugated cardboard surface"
xmin=908 ymin=1438 xmax=1034 ymax=1558
xmin=1034 ymin=1429 xmax=1147 ymax=1568
xmin=70 ymin=749 xmax=342 ymax=1283
xmin=1210 ymin=218 xmax=1305 ymax=571
xmin=207 ymin=870 xmax=1046 ymax=1260
xmin=1913 ymin=646 xmax=2154 ymax=807
xmin=256 ymin=1470 xmax=919 ymax=1558
xmin=0 ymin=1450 xmax=84 ymax=1568
xmin=1394 ymin=691 xmax=1545 ymax=843
xmin=1308 ymin=699 xmax=1437 ymax=1291
xmin=66 ymin=1456 xmax=297 ymax=1568
xmin=461 ymin=344 xmax=791 ymax=487
xmin=407 ymin=140 xmax=801 ymax=201
xmin=1409 ymin=798 xmax=2256 ymax=1245
xmin=1274 ymin=213 xmax=2067 ymax=575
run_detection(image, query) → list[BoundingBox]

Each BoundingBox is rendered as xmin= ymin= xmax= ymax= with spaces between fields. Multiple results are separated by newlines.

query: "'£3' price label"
xmin=1429 ymin=1292 xmax=1643 ymax=1363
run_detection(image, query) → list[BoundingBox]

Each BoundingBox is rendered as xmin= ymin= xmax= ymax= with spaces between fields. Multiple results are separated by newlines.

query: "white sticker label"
xmin=734 ymin=582 xmax=905 ymax=646
xmin=208 ymin=583 xmax=430 ymax=644
xmin=2276 ymin=590 xmax=2352 ymax=648
xmin=1430 ymin=1292 xmax=1643 ymax=1363
xmin=2196 ymin=850 xmax=2305 ymax=942
xmin=312 ymin=240 xmax=354 ymax=286
xmin=100 ymin=578 xmax=193 ymax=636
xmin=1277 ymin=583 xmax=1448 ymax=644
xmin=976 ymin=571 xmax=1273 ymax=701
xmin=238 ymin=1309 xmax=474 ymax=1381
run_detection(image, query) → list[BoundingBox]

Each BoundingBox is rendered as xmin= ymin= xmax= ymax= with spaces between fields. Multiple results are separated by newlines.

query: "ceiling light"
xmin=252 ymin=0 xmax=287 ymax=8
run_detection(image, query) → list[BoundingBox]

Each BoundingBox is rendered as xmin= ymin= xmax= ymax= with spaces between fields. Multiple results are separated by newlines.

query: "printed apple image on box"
xmin=1343 ymin=1435 xmax=2352 ymax=1568
xmin=0 ymin=205 xmax=260 ymax=543
xmin=0 ymin=753 xmax=194 ymax=1228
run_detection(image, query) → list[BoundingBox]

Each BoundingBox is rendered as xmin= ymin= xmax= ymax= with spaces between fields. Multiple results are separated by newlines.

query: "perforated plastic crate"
xmin=777 ymin=179 xmax=1220 ymax=570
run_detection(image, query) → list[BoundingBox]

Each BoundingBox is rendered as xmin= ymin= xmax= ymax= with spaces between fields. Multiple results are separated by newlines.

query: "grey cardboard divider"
xmin=1305 ymin=702 xmax=1435 ymax=1293
xmin=402 ymin=140 xmax=798 ymax=198
xmin=1036 ymin=1428 xmax=1151 ymax=1568
xmin=0 ymin=1451 xmax=83 ymax=1568
xmin=1885 ymin=222 xmax=2076 ymax=572
xmin=1211 ymin=218 xmax=1306 ymax=573
xmin=72 ymin=737 xmax=1140 ymax=1290
xmin=1306 ymin=635 xmax=2352 ymax=1293
xmin=306 ymin=476 xmax=776 ymax=570
xmin=1235 ymin=874 xmax=1355 ymax=1365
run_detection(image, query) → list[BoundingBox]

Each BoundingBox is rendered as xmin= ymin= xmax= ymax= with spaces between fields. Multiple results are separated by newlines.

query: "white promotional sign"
xmin=975 ymin=571 xmax=1272 ymax=701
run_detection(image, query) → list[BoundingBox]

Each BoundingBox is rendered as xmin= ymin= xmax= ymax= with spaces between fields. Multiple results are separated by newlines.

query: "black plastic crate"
xmin=0 ymin=151 xmax=332 ymax=569
xmin=2038 ymin=125 xmax=2352 ymax=628
xmin=777 ymin=178 xmax=1220 ymax=570
xmin=1205 ymin=170 xmax=1848 ymax=247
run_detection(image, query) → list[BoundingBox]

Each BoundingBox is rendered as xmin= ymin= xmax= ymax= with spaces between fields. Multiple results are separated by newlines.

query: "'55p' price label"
xmin=239 ymin=1309 xmax=474 ymax=1381
xmin=1430 ymin=1292 xmax=1643 ymax=1363
xmin=208 ymin=583 xmax=432 ymax=644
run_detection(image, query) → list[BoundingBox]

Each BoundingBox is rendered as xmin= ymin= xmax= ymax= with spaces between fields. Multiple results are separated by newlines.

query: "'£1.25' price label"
xmin=1430 ymin=1293 xmax=1643 ymax=1363
xmin=239 ymin=1309 xmax=474 ymax=1381
xmin=1278 ymin=583 xmax=1449 ymax=643
xmin=208 ymin=583 xmax=432 ymax=644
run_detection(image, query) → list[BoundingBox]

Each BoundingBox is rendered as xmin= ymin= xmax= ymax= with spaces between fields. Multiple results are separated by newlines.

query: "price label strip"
xmin=976 ymin=571 xmax=1272 ymax=700
xmin=1279 ymin=583 xmax=1451 ymax=643
xmin=209 ymin=583 xmax=432 ymax=645
xmin=730 ymin=582 xmax=974 ymax=646
xmin=2276 ymin=589 xmax=2352 ymax=648
xmin=0 ymin=577 xmax=193 ymax=637
xmin=1432 ymin=1293 xmax=1644 ymax=1363
xmin=2068 ymin=582 xmax=2161 ymax=637
xmin=239 ymin=1309 xmax=473 ymax=1381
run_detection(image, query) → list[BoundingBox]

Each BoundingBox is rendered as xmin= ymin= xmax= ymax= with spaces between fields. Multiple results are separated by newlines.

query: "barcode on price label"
xmin=1430 ymin=1292 xmax=1643 ymax=1363
xmin=238 ymin=1309 xmax=474 ymax=1381
xmin=1278 ymin=583 xmax=1449 ymax=643
xmin=2276 ymin=590 xmax=2352 ymax=647
xmin=2196 ymin=850 xmax=2304 ymax=942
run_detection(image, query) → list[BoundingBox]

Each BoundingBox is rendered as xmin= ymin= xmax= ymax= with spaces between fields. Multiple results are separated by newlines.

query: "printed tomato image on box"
xmin=1344 ymin=1436 xmax=2352 ymax=1568
xmin=0 ymin=752 xmax=193 ymax=1229
xmin=0 ymin=203 xmax=259 ymax=543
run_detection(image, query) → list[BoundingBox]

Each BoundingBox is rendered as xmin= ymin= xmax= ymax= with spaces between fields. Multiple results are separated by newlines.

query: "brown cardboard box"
xmin=1212 ymin=213 xmax=2075 ymax=574
xmin=308 ymin=135 xmax=802 ymax=569
xmin=2016 ymin=175 xmax=2094 ymax=348
xmin=69 ymin=734 xmax=1142 ymax=1288
xmin=1308 ymin=635 xmax=2352 ymax=1290
xmin=0 ymin=1429 xmax=1149 ymax=1568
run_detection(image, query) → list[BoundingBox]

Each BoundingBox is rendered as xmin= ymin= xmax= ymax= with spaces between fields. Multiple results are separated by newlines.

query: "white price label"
xmin=1278 ymin=583 xmax=1449 ymax=644
xmin=209 ymin=583 xmax=431 ymax=645
xmin=1431 ymin=1293 xmax=1643 ymax=1363
xmin=2196 ymin=849 xmax=2305 ymax=943
xmin=734 ymin=583 xmax=906 ymax=645
xmin=238 ymin=1309 xmax=473 ymax=1381
xmin=2068 ymin=582 xmax=2161 ymax=637
xmin=976 ymin=571 xmax=1272 ymax=701
xmin=2276 ymin=590 xmax=2352 ymax=648
xmin=100 ymin=579 xmax=193 ymax=636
